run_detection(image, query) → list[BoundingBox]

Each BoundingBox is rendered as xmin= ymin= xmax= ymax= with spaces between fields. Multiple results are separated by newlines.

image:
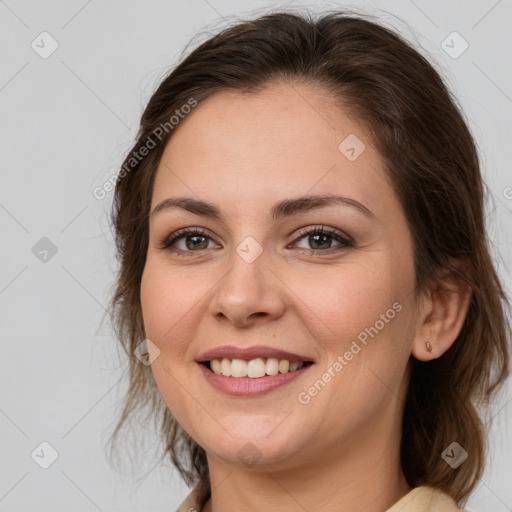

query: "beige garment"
xmin=175 ymin=484 xmax=464 ymax=512
xmin=386 ymin=486 xmax=464 ymax=512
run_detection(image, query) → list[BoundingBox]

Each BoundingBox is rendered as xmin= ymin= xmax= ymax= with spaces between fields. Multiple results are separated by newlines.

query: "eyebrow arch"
xmin=150 ymin=194 xmax=375 ymax=221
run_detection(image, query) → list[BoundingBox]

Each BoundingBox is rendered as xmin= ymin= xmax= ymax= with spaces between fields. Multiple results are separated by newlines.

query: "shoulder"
xmin=386 ymin=486 xmax=463 ymax=512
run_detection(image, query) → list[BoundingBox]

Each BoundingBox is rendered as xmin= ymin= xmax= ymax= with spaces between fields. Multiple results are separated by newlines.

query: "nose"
xmin=208 ymin=247 xmax=287 ymax=329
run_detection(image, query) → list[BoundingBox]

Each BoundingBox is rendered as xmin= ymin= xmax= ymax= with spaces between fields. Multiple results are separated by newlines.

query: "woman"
xmin=106 ymin=10 xmax=510 ymax=512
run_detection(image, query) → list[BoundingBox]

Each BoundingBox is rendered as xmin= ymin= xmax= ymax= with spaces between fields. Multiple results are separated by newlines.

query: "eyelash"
xmin=157 ymin=226 xmax=353 ymax=257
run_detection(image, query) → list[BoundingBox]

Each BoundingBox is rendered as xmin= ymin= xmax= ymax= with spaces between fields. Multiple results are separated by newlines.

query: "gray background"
xmin=1 ymin=0 xmax=511 ymax=510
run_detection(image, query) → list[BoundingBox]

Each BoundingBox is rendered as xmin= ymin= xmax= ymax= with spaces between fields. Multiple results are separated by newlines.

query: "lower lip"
xmin=198 ymin=362 xmax=314 ymax=397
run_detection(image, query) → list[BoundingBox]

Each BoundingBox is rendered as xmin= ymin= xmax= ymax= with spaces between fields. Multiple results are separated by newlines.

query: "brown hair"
xmin=105 ymin=9 xmax=511 ymax=508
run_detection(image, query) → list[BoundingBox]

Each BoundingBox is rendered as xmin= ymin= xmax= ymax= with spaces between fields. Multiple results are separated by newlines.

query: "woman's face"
xmin=140 ymin=81 xmax=422 ymax=471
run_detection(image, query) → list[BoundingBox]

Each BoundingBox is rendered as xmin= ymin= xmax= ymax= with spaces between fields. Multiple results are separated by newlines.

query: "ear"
xmin=412 ymin=265 xmax=472 ymax=362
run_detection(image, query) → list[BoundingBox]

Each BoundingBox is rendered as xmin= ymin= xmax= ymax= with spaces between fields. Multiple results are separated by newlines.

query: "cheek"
xmin=296 ymin=259 xmax=414 ymax=422
xmin=139 ymin=259 xmax=204 ymax=432
xmin=295 ymin=257 xmax=410 ymax=348
xmin=291 ymin=254 xmax=416 ymax=417
xmin=139 ymin=258 xmax=202 ymax=355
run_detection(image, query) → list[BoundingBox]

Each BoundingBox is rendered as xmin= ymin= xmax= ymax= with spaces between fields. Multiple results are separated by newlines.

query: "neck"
xmin=203 ymin=420 xmax=411 ymax=512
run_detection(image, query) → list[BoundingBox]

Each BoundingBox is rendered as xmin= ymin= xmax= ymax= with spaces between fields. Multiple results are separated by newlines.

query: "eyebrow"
xmin=150 ymin=194 xmax=375 ymax=221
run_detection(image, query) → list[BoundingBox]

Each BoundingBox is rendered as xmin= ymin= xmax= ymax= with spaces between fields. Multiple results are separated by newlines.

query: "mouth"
xmin=195 ymin=345 xmax=315 ymax=396
xmin=202 ymin=357 xmax=315 ymax=378
xmin=197 ymin=356 xmax=315 ymax=397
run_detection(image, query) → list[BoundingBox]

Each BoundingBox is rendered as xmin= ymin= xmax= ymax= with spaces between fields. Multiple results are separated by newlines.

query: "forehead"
xmin=164 ymin=81 xmax=366 ymax=165
xmin=151 ymin=81 xmax=394 ymax=219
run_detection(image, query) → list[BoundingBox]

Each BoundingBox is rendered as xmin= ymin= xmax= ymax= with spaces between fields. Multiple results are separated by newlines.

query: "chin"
xmin=196 ymin=419 xmax=311 ymax=469
xmin=206 ymin=438 xmax=307 ymax=471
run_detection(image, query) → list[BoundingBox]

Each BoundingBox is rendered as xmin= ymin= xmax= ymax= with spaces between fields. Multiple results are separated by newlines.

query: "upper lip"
xmin=196 ymin=345 xmax=315 ymax=363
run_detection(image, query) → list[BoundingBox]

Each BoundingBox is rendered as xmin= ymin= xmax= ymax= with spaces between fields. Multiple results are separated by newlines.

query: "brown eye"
xmin=307 ymin=233 xmax=332 ymax=250
xmin=183 ymin=235 xmax=209 ymax=250
xmin=158 ymin=228 xmax=220 ymax=255
xmin=292 ymin=226 xmax=353 ymax=252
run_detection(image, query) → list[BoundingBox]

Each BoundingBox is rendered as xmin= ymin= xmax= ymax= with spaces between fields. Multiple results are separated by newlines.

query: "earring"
xmin=425 ymin=341 xmax=433 ymax=353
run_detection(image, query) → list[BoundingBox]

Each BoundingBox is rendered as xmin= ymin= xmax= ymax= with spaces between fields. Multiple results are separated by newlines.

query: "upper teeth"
xmin=210 ymin=358 xmax=305 ymax=378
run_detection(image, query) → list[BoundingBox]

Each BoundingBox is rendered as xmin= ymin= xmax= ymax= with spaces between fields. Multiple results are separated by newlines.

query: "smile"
xmin=209 ymin=357 xmax=311 ymax=378
xmin=198 ymin=358 xmax=314 ymax=396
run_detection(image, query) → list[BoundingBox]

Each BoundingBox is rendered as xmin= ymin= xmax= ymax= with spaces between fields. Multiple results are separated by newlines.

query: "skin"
xmin=140 ymin=81 xmax=471 ymax=512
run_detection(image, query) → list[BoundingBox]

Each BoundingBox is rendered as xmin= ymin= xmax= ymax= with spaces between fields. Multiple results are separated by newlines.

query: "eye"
xmin=157 ymin=227 xmax=220 ymax=256
xmin=290 ymin=226 xmax=353 ymax=253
